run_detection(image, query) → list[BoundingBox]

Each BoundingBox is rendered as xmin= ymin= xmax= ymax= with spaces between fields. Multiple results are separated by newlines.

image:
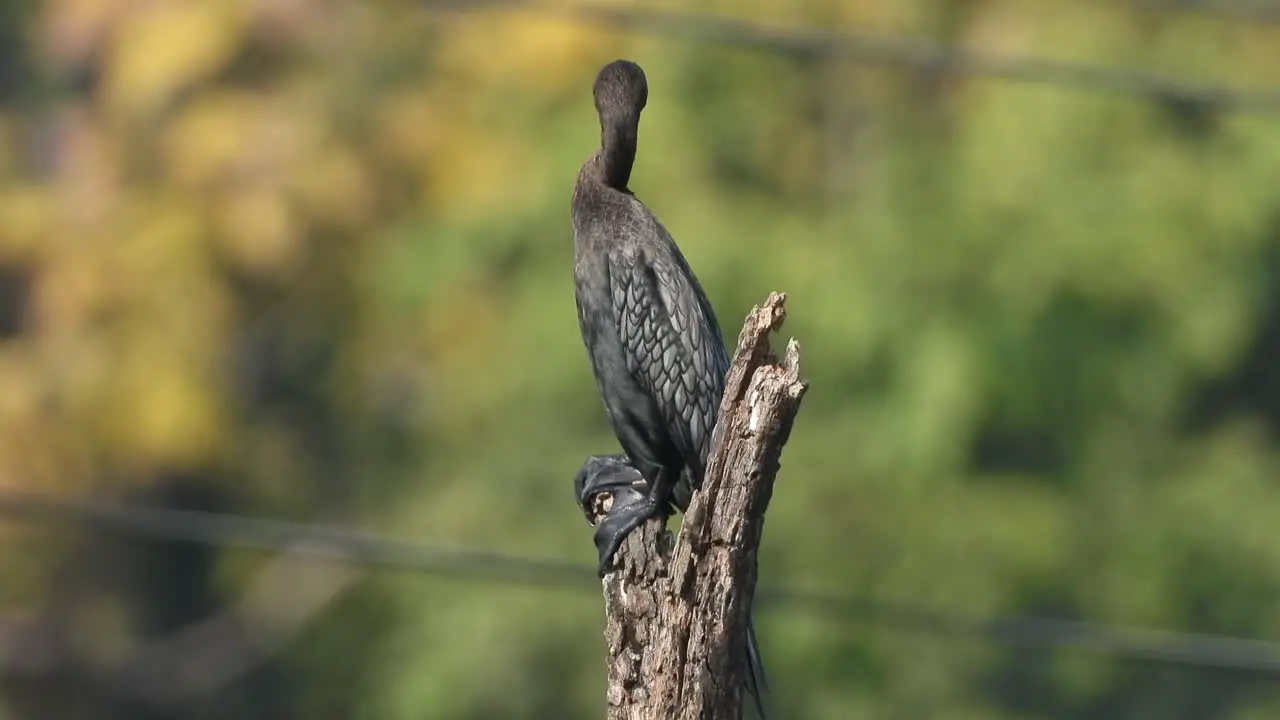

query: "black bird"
xmin=571 ymin=60 xmax=768 ymax=716
xmin=571 ymin=58 xmax=728 ymax=572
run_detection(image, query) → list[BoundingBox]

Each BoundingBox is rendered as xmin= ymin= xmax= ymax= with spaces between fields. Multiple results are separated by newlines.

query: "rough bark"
xmin=593 ymin=291 xmax=808 ymax=719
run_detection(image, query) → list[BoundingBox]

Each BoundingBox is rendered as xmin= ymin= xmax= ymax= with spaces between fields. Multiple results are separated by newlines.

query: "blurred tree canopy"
xmin=2 ymin=0 xmax=1280 ymax=718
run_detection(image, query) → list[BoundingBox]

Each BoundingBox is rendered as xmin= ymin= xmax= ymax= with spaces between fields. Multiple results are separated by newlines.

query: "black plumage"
xmin=572 ymin=58 xmax=729 ymax=563
xmin=570 ymin=60 xmax=767 ymax=717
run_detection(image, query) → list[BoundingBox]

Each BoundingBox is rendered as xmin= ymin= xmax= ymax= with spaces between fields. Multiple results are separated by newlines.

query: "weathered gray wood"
xmin=593 ymin=292 xmax=808 ymax=719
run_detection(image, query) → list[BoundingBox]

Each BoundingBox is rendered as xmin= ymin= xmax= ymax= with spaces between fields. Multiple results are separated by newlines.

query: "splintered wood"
xmin=597 ymin=292 xmax=807 ymax=720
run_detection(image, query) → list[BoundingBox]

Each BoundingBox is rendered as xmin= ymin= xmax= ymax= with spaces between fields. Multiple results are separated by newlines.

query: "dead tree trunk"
xmin=587 ymin=292 xmax=808 ymax=720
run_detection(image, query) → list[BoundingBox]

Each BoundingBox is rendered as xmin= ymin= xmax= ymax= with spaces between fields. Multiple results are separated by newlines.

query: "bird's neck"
xmin=594 ymin=115 xmax=638 ymax=190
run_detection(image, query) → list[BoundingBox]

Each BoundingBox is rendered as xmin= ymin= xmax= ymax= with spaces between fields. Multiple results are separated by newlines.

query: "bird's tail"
xmin=744 ymin=615 xmax=770 ymax=719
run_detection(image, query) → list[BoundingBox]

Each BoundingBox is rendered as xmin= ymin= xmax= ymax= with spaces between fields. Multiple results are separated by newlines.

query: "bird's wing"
xmin=610 ymin=232 xmax=729 ymax=477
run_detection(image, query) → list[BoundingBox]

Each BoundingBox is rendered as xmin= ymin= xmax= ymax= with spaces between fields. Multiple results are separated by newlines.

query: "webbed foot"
xmin=573 ymin=453 xmax=643 ymax=523
xmin=573 ymin=454 xmax=678 ymax=577
xmin=591 ymin=496 xmax=662 ymax=576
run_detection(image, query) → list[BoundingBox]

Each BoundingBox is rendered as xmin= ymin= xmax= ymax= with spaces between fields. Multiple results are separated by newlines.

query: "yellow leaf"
xmin=32 ymin=251 xmax=108 ymax=336
xmin=425 ymin=129 xmax=532 ymax=215
xmin=162 ymin=91 xmax=264 ymax=187
xmin=216 ymin=185 xmax=302 ymax=276
xmin=0 ymin=186 xmax=57 ymax=258
xmin=162 ymin=91 xmax=317 ymax=187
xmin=103 ymin=338 xmax=224 ymax=470
xmin=436 ymin=14 xmax=603 ymax=95
xmin=103 ymin=0 xmax=249 ymax=118
xmin=372 ymin=91 xmax=444 ymax=168
xmin=289 ymin=144 xmax=374 ymax=229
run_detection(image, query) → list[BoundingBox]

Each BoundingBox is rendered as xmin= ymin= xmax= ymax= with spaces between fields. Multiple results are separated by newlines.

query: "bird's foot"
xmin=572 ymin=454 xmax=672 ymax=576
xmin=591 ymin=497 xmax=661 ymax=577
xmin=573 ymin=453 xmax=643 ymax=523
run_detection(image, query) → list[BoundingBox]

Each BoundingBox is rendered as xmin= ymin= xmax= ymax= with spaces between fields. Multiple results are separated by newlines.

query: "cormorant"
xmin=571 ymin=60 xmax=767 ymax=716
xmin=571 ymin=58 xmax=728 ymax=573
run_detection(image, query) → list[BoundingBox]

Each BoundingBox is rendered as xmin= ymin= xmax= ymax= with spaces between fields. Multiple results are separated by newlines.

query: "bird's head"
xmin=593 ymin=59 xmax=648 ymax=121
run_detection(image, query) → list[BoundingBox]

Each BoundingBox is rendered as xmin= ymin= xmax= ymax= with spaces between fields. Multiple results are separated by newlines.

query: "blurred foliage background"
xmin=1 ymin=0 xmax=1280 ymax=718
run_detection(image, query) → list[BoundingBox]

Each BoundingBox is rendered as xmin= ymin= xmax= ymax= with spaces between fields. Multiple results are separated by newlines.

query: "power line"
xmin=422 ymin=0 xmax=1280 ymax=116
xmin=5 ymin=491 xmax=1280 ymax=674
xmin=0 ymin=491 xmax=594 ymax=589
